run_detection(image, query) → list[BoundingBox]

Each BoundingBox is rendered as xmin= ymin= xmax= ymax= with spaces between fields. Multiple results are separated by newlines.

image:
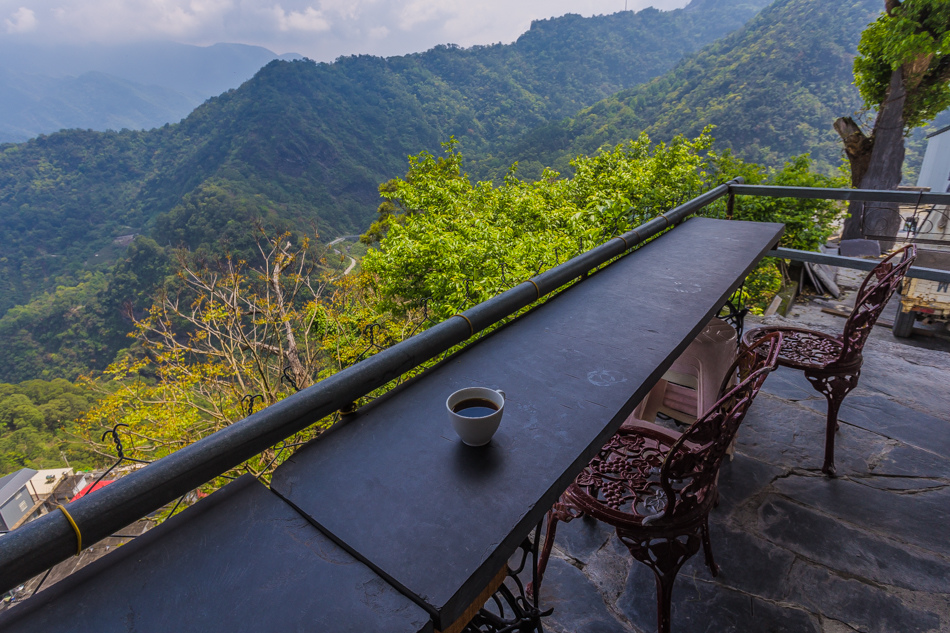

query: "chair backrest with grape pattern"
xmin=657 ymin=331 xmax=783 ymax=522
xmin=839 ymin=244 xmax=916 ymax=366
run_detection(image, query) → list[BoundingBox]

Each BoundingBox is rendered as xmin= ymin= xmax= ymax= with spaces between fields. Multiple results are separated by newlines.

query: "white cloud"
xmin=0 ymin=0 xmax=691 ymax=58
xmin=273 ymin=4 xmax=330 ymax=32
xmin=397 ymin=0 xmax=448 ymax=31
xmin=5 ymin=6 xmax=36 ymax=33
xmin=387 ymin=0 xmax=691 ymax=45
xmin=24 ymin=0 xmax=236 ymax=41
xmin=317 ymin=0 xmax=378 ymax=22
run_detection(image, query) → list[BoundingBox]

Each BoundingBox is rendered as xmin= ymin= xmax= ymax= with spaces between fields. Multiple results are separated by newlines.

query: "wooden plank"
xmin=763 ymin=295 xmax=783 ymax=317
xmin=436 ymin=566 xmax=507 ymax=633
xmin=821 ymin=307 xmax=893 ymax=328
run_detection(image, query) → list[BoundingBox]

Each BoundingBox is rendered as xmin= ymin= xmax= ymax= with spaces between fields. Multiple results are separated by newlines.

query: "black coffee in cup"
xmin=452 ymin=398 xmax=499 ymax=418
xmin=447 ymin=387 xmax=506 ymax=446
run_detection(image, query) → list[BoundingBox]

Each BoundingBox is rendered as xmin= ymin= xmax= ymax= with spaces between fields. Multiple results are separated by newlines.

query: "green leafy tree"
xmin=364 ymin=136 xmax=844 ymax=319
xmin=0 ymin=379 xmax=98 ymax=473
xmin=836 ymin=0 xmax=950 ymax=239
xmin=362 ymin=134 xmax=713 ymax=320
xmin=709 ymin=150 xmax=847 ymax=308
xmin=709 ymin=152 xmax=847 ymax=251
xmin=0 ymin=238 xmax=174 ymax=384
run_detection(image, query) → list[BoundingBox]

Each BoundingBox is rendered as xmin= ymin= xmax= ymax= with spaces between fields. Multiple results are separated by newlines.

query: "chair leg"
xmin=532 ymin=509 xmax=560 ymax=596
xmin=618 ymin=530 xmax=701 ymax=633
xmin=700 ymin=516 xmax=718 ymax=577
xmin=529 ymin=501 xmax=581 ymax=598
xmin=805 ymin=369 xmax=860 ymax=477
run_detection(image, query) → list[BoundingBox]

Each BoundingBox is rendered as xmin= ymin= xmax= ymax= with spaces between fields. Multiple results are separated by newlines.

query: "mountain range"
xmin=0 ymin=0 xmax=769 ymax=316
xmin=0 ymin=42 xmax=300 ymax=143
xmin=500 ymin=0 xmax=881 ymax=177
xmin=4 ymin=0 xmax=946 ymax=384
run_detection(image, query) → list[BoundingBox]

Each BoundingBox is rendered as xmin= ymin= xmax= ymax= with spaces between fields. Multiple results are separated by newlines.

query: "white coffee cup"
xmin=446 ymin=387 xmax=506 ymax=446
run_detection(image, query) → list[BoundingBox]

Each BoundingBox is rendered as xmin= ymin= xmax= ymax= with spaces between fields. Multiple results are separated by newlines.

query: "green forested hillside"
xmin=501 ymin=0 xmax=881 ymax=178
xmin=0 ymin=0 xmax=766 ymax=319
xmin=0 ymin=238 xmax=169 ymax=384
xmin=0 ymin=0 xmax=767 ymax=381
xmin=0 ymin=379 xmax=97 ymax=473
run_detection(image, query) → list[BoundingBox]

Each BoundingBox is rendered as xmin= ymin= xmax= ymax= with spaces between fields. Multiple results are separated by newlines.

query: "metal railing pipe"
xmin=728 ymin=184 xmax=950 ymax=206
xmin=768 ymin=246 xmax=950 ymax=284
xmin=0 ymin=180 xmax=739 ymax=594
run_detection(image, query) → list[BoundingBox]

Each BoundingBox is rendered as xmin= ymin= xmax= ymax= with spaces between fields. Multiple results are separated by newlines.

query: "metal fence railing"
xmin=730 ymin=184 xmax=950 ymax=251
xmin=4 ymin=181 xmax=950 ymax=597
xmin=767 ymin=246 xmax=950 ymax=284
xmin=0 ymin=181 xmax=742 ymax=595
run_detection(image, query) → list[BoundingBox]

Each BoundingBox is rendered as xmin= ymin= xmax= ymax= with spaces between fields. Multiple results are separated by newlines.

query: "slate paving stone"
xmin=758 ymin=366 xmax=820 ymax=402
xmin=715 ymin=452 xmax=785 ymax=515
xmin=868 ymin=443 xmax=950 ymax=478
xmin=785 ymin=561 xmax=943 ymax=633
xmin=858 ymin=346 xmax=950 ymax=419
xmin=677 ymin=520 xmax=796 ymax=602
xmin=737 ymin=395 xmax=881 ymax=475
xmin=535 ymin=315 xmax=950 ymax=633
xmin=617 ymin=564 xmax=820 ymax=633
xmin=845 ymin=475 xmax=948 ymax=492
xmin=759 ymin=495 xmax=950 ymax=593
xmin=537 ymin=557 xmax=633 ymax=633
xmin=771 ymin=476 xmax=950 ymax=557
xmin=787 ymin=401 xmax=950 ymax=479
xmin=580 ymin=534 xmax=637 ymax=603
xmin=539 ymin=515 xmax=634 ymax=605
xmin=801 ymin=395 xmax=950 ymax=458
xmin=547 ymin=513 xmax=615 ymax=563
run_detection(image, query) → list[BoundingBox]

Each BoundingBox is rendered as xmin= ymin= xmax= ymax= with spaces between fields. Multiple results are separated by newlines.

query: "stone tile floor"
xmin=533 ymin=306 xmax=950 ymax=632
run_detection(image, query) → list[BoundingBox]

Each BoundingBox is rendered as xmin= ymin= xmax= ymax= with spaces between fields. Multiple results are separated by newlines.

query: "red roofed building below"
xmin=71 ymin=480 xmax=114 ymax=502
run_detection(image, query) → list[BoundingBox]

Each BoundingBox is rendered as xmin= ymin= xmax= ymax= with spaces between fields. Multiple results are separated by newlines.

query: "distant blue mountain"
xmin=0 ymin=42 xmax=301 ymax=142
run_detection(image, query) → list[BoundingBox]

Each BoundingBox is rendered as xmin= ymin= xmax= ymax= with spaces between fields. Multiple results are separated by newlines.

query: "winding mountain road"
xmin=328 ymin=236 xmax=357 ymax=276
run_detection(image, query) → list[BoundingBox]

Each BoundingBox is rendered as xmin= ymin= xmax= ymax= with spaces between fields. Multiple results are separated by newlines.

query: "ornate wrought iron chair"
xmin=534 ymin=332 xmax=783 ymax=633
xmin=741 ymin=244 xmax=916 ymax=476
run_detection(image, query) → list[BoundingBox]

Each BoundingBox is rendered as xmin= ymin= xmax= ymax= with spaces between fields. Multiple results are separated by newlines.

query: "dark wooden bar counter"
xmin=271 ymin=217 xmax=784 ymax=629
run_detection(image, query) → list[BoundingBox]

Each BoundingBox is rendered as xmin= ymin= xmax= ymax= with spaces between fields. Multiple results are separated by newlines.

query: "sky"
xmin=0 ymin=0 xmax=691 ymax=61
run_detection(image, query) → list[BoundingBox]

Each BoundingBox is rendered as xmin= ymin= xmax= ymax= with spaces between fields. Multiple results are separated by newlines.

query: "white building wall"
xmin=27 ymin=468 xmax=73 ymax=497
xmin=0 ymin=487 xmax=34 ymax=530
xmin=917 ymin=126 xmax=950 ymax=193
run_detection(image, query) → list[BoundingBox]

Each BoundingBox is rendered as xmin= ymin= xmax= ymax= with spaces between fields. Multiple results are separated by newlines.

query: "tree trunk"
xmin=834 ymin=117 xmax=873 ymax=189
xmin=838 ymin=67 xmax=907 ymax=244
xmin=270 ymin=250 xmax=309 ymax=391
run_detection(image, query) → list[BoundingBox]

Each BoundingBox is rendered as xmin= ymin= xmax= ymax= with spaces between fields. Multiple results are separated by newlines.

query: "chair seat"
xmin=564 ymin=425 xmax=709 ymax=531
xmin=744 ymin=326 xmax=843 ymax=371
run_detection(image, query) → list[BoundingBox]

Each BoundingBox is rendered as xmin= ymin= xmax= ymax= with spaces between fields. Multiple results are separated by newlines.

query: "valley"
xmin=1 ymin=0 xmax=946 ymax=474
